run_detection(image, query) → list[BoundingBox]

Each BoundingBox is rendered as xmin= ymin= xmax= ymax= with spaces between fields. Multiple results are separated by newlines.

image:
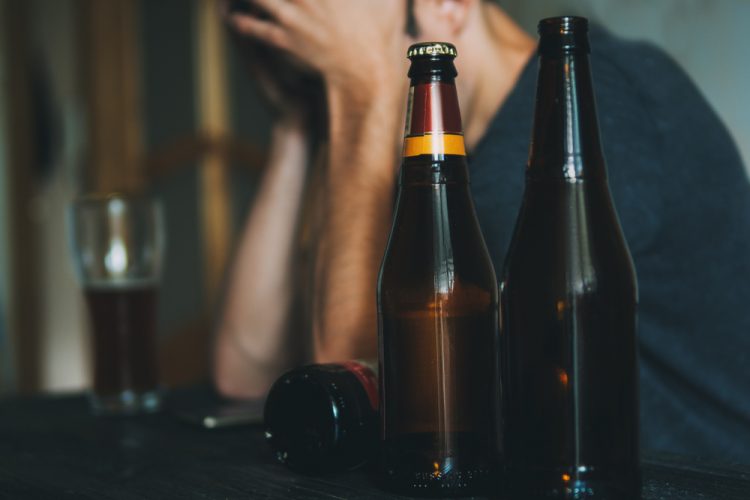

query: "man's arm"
xmin=312 ymin=84 xmax=404 ymax=362
xmin=214 ymin=119 xmax=309 ymax=397
xmin=228 ymin=0 xmax=410 ymax=362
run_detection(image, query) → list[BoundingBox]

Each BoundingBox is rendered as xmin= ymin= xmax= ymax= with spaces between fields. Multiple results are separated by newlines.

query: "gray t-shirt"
xmin=469 ymin=27 xmax=750 ymax=461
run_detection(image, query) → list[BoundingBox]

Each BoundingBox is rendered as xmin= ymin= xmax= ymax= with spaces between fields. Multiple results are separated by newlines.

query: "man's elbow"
xmin=213 ymin=363 xmax=253 ymax=399
xmin=212 ymin=332 xmax=274 ymax=399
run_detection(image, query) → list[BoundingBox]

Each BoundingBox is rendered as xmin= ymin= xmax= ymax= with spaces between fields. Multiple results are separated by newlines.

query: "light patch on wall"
xmin=29 ymin=0 xmax=89 ymax=392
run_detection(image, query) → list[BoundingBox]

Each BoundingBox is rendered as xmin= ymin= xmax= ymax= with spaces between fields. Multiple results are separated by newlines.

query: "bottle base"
xmin=501 ymin=464 xmax=641 ymax=499
xmin=378 ymin=432 xmax=492 ymax=497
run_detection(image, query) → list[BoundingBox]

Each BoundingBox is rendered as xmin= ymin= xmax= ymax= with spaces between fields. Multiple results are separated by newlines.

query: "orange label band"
xmin=403 ymin=133 xmax=466 ymax=157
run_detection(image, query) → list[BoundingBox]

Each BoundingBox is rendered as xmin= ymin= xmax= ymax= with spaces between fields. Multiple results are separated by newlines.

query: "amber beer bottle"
xmin=500 ymin=17 xmax=639 ymax=499
xmin=377 ymin=42 xmax=498 ymax=496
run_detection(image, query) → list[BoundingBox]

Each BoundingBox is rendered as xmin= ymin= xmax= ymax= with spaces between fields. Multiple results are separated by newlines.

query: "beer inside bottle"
xmin=500 ymin=17 xmax=640 ymax=499
xmin=377 ymin=42 xmax=498 ymax=496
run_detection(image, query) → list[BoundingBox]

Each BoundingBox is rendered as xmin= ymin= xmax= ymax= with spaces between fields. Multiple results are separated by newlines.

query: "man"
xmin=214 ymin=0 xmax=750 ymax=461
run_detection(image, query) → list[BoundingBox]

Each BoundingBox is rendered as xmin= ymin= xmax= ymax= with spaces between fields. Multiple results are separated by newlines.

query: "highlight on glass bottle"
xmin=377 ymin=42 xmax=499 ymax=497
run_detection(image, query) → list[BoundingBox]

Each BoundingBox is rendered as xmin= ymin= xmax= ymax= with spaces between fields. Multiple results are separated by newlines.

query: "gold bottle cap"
xmin=407 ymin=42 xmax=457 ymax=59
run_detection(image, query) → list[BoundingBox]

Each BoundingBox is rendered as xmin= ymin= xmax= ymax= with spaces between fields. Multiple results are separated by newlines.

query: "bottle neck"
xmin=403 ymin=76 xmax=466 ymax=159
xmin=528 ymin=47 xmax=606 ymax=180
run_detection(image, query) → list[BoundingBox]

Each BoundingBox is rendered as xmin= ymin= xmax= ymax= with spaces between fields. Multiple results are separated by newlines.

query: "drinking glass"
xmin=68 ymin=193 xmax=164 ymax=415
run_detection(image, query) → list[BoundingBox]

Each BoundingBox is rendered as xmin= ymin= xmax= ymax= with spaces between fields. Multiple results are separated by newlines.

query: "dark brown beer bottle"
xmin=500 ymin=17 xmax=640 ymax=499
xmin=377 ymin=42 xmax=498 ymax=496
xmin=264 ymin=361 xmax=378 ymax=472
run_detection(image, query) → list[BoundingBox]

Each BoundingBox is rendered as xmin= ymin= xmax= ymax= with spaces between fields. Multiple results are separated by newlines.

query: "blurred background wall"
xmin=0 ymin=2 xmax=12 ymax=392
xmin=0 ymin=0 xmax=747 ymax=394
xmin=0 ymin=0 xmax=270 ymax=394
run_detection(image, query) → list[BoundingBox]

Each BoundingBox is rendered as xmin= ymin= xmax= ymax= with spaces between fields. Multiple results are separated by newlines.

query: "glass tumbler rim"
xmin=67 ymin=191 xmax=165 ymax=286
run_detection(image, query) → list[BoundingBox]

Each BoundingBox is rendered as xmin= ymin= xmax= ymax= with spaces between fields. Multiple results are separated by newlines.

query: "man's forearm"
xmin=313 ymin=85 xmax=403 ymax=362
xmin=215 ymin=120 xmax=309 ymax=397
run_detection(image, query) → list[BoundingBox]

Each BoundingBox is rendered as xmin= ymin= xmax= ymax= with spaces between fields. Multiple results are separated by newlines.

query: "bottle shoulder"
xmin=502 ymin=179 xmax=636 ymax=298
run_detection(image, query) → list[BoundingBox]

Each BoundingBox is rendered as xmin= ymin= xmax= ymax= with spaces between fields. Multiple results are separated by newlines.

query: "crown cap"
xmin=407 ymin=42 xmax=457 ymax=59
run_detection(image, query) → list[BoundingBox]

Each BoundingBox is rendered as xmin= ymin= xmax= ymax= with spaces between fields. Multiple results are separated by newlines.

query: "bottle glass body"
xmin=378 ymin=45 xmax=498 ymax=496
xmin=500 ymin=17 xmax=640 ymax=499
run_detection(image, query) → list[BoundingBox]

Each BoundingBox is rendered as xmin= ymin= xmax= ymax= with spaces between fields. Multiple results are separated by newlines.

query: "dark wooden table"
xmin=1 ymin=388 xmax=749 ymax=499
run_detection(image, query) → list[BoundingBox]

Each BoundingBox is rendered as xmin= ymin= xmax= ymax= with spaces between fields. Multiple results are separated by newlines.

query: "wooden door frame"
xmin=1 ymin=0 xmax=42 ymax=393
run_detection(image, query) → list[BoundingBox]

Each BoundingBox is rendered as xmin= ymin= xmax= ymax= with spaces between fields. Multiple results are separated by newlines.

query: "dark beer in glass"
xmin=84 ymin=285 xmax=159 ymax=400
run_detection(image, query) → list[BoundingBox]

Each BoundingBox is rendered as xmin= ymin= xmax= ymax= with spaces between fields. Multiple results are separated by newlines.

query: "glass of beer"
xmin=68 ymin=193 xmax=164 ymax=415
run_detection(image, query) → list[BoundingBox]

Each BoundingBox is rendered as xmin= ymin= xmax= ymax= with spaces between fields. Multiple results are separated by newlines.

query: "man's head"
xmin=406 ymin=1 xmax=510 ymax=78
xmin=409 ymin=0 xmax=483 ymax=39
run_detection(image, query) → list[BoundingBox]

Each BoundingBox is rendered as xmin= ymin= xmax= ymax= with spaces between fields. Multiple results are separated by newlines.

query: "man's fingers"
xmin=250 ymin=0 xmax=303 ymax=27
xmin=229 ymin=14 xmax=289 ymax=50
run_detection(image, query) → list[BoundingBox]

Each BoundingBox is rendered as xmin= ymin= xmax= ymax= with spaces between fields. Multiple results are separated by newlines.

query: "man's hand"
xmin=227 ymin=0 xmax=410 ymax=99
xmin=220 ymin=0 xmax=324 ymax=125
